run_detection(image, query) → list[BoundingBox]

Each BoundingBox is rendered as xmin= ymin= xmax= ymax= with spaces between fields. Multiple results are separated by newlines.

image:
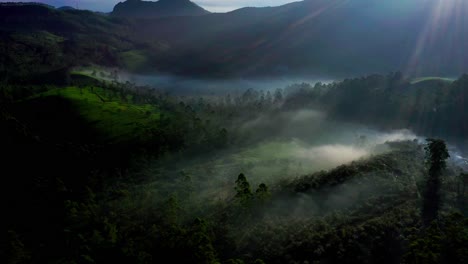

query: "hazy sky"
xmin=0 ymin=0 xmax=299 ymax=12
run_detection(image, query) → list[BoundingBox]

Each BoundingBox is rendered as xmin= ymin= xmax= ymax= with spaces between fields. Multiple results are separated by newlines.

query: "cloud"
xmin=196 ymin=0 xmax=298 ymax=12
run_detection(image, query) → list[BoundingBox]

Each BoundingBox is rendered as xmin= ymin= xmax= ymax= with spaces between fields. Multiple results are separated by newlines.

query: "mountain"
xmin=112 ymin=0 xmax=210 ymax=19
xmin=137 ymin=0 xmax=468 ymax=78
xmin=3 ymin=0 xmax=468 ymax=79
xmin=57 ymin=6 xmax=76 ymax=11
xmin=0 ymin=3 xmax=170 ymax=82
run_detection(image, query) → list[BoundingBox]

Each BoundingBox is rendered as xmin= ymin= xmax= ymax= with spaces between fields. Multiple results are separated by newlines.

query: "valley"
xmin=1 ymin=1 xmax=467 ymax=264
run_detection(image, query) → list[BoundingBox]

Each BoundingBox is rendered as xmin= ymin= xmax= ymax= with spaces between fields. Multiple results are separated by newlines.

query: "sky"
xmin=0 ymin=0 xmax=299 ymax=12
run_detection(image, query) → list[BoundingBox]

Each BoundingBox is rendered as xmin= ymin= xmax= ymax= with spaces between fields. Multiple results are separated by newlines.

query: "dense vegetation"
xmin=1 ymin=2 xmax=468 ymax=263
xmin=2 ymin=71 xmax=468 ymax=263
xmin=282 ymin=73 xmax=468 ymax=141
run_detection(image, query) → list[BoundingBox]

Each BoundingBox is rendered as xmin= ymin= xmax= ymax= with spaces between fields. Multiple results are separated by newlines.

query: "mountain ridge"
xmin=112 ymin=0 xmax=210 ymax=19
xmin=136 ymin=0 xmax=468 ymax=77
xmin=2 ymin=0 xmax=468 ymax=78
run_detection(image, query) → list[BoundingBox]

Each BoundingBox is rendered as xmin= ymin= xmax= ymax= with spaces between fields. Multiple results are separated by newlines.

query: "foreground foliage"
xmin=1 ymin=75 xmax=468 ymax=263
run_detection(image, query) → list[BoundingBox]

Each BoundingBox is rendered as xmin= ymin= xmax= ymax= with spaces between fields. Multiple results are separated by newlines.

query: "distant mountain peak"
xmin=112 ymin=0 xmax=210 ymax=19
xmin=57 ymin=6 xmax=76 ymax=11
xmin=159 ymin=0 xmax=191 ymax=2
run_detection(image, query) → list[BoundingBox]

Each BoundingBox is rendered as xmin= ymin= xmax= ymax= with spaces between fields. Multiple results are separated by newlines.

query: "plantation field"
xmin=37 ymin=87 xmax=160 ymax=143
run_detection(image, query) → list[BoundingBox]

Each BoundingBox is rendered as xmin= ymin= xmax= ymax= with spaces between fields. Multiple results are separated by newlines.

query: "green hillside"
xmin=35 ymin=87 xmax=160 ymax=143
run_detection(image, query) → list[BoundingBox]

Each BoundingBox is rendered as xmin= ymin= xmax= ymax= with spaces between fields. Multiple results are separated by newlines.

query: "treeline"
xmin=177 ymin=73 xmax=468 ymax=144
xmin=282 ymin=73 xmax=468 ymax=140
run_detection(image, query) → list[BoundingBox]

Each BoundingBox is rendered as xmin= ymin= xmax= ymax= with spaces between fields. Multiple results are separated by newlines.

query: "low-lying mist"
xmin=108 ymin=73 xmax=468 ymax=225
xmin=84 ymin=67 xmax=334 ymax=95
xmin=129 ymin=73 xmax=334 ymax=95
xmin=143 ymin=107 xmax=420 ymax=210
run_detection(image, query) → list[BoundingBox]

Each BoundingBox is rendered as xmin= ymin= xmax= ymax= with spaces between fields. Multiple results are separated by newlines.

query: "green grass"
xmin=39 ymin=87 xmax=160 ymax=143
xmin=410 ymin=76 xmax=455 ymax=84
xmin=119 ymin=50 xmax=149 ymax=71
xmin=12 ymin=30 xmax=65 ymax=44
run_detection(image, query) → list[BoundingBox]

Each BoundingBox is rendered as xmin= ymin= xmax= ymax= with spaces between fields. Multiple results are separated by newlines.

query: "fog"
xmin=142 ymin=106 xmax=421 ymax=214
xmin=111 ymin=72 xmax=468 ymax=227
xmin=114 ymin=70 xmax=334 ymax=95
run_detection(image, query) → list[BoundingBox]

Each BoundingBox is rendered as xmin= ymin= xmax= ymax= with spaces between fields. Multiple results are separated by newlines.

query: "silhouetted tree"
xmin=422 ymin=138 xmax=449 ymax=226
xmin=255 ymin=183 xmax=270 ymax=202
xmin=235 ymin=173 xmax=252 ymax=204
xmin=216 ymin=128 xmax=228 ymax=147
xmin=457 ymin=172 xmax=468 ymax=211
xmin=273 ymin=88 xmax=283 ymax=104
xmin=187 ymin=218 xmax=219 ymax=264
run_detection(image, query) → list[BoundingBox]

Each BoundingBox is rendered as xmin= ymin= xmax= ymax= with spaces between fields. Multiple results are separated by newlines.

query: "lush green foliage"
xmin=2 ymin=73 xmax=468 ymax=263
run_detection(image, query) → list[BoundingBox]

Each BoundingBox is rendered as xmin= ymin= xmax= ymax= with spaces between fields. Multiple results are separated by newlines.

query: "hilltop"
xmin=112 ymin=0 xmax=210 ymax=19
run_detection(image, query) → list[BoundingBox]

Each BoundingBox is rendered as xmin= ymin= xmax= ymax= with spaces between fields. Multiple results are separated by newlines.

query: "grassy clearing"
xmin=119 ymin=50 xmax=149 ymax=72
xmin=158 ymin=140 xmax=361 ymax=202
xmin=39 ymin=86 xmax=160 ymax=143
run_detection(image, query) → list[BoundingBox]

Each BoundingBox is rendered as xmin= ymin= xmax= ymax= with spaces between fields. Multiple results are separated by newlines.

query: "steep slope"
xmin=112 ymin=0 xmax=210 ymax=18
xmin=3 ymin=0 xmax=468 ymax=78
xmin=140 ymin=0 xmax=468 ymax=77
xmin=0 ymin=3 xmax=168 ymax=82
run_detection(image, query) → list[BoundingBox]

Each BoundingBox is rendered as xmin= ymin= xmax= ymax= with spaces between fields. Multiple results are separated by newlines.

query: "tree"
xmin=273 ymin=88 xmax=283 ymax=104
xmin=187 ymin=218 xmax=219 ymax=264
xmin=255 ymin=183 xmax=270 ymax=202
xmin=235 ymin=173 xmax=252 ymax=203
xmin=215 ymin=128 xmax=228 ymax=148
xmin=422 ymin=138 xmax=450 ymax=226
xmin=225 ymin=93 xmax=232 ymax=105
xmin=6 ymin=230 xmax=31 ymax=264
xmin=456 ymin=172 xmax=468 ymax=211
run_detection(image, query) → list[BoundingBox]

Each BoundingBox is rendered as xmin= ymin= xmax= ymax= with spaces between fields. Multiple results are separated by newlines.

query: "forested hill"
xmin=1 ymin=77 xmax=467 ymax=263
xmin=2 ymin=0 xmax=468 ymax=78
xmin=282 ymin=73 xmax=468 ymax=142
xmin=0 ymin=3 xmax=167 ymax=82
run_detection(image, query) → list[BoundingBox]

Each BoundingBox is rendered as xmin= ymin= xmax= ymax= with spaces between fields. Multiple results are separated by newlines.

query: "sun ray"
xmin=406 ymin=0 xmax=466 ymax=77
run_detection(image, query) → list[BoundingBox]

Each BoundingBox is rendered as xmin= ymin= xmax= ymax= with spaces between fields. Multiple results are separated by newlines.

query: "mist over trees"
xmin=2 ymin=71 xmax=468 ymax=263
xmin=1 ymin=1 xmax=468 ymax=264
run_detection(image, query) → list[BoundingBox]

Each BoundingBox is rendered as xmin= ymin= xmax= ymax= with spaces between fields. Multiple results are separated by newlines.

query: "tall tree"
xmin=235 ymin=173 xmax=252 ymax=205
xmin=457 ymin=172 xmax=468 ymax=211
xmin=422 ymin=138 xmax=450 ymax=226
xmin=255 ymin=183 xmax=270 ymax=202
